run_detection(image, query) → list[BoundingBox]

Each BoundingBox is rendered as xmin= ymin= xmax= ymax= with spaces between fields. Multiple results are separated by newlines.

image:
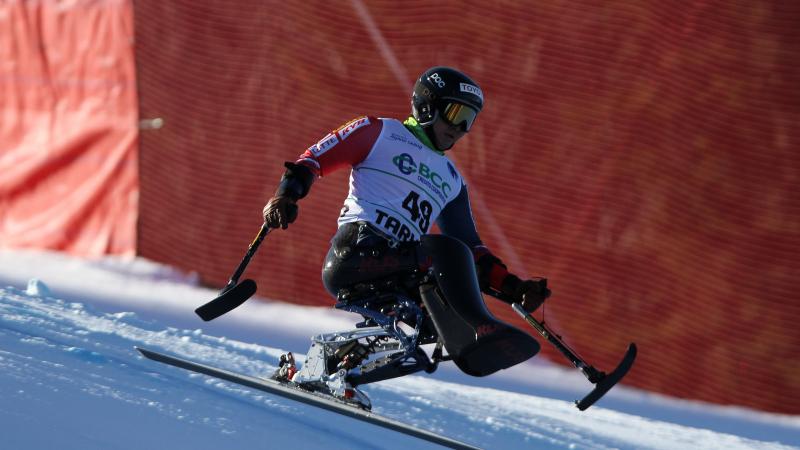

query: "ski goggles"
xmin=441 ymin=102 xmax=479 ymax=132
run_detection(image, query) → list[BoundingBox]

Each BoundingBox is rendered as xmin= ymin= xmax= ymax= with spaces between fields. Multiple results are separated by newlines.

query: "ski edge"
xmin=135 ymin=346 xmax=481 ymax=450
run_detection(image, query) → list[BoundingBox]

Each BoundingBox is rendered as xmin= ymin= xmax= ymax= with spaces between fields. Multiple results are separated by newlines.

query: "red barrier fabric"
xmin=132 ymin=1 xmax=800 ymax=413
xmin=0 ymin=0 xmax=138 ymax=256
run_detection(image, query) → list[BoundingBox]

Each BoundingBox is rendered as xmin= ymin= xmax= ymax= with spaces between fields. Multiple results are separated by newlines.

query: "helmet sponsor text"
xmin=429 ymin=73 xmax=446 ymax=88
xmin=459 ymin=83 xmax=483 ymax=102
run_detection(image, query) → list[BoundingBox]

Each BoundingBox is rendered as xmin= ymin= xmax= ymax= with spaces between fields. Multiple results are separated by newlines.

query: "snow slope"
xmin=0 ymin=250 xmax=798 ymax=450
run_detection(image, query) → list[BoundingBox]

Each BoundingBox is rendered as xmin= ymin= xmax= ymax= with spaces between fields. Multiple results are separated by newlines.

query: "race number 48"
xmin=402 ymin=191 xmax=432 ymax=233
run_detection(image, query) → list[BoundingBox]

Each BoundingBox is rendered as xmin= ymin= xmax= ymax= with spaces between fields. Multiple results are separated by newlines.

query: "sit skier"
xmin=262 ymin=67 xmax=551 ymax=404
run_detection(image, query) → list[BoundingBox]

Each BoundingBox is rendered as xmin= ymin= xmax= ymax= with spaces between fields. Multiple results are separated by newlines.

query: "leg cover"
xmin=418 ymin=235 xmax=540 ymax=376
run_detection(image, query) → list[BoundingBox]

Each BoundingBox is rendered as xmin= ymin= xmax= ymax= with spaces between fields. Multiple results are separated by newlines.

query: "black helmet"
xmin=411 ymin=66 xmax=483 ymax=131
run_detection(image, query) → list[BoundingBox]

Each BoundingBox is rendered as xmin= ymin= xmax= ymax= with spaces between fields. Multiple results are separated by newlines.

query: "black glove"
xmin=263 ymin=161 xmax=315 ymax=229
xmin=505 ymin=276 xmax=551 ymax=313
xmin=263 ymin=195 xmax=298 ymax=229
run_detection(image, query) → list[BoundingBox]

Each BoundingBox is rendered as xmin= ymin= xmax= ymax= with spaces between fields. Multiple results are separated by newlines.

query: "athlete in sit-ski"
xmin=263 ymin=69 xmax=550 ymax=402
xmin=264 ymin=66 xmax=550 ymax=309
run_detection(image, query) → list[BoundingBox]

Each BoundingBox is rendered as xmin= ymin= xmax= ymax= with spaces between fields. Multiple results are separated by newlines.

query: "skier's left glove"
xmin=506 ymin=276 xmax=551 ymax=313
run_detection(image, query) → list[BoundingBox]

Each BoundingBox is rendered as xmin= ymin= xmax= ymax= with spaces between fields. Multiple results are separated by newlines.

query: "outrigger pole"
xmin=495 ymin=295 xmax=637 ymax=411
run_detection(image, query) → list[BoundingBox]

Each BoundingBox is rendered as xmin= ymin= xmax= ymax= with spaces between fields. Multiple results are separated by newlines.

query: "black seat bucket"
xmin=418 ymin=235 xmax=539 ymax=376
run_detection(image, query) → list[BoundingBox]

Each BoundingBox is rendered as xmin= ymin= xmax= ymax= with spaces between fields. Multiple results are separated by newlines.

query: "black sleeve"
xmin=436 ymin=183 xmax=482 ymax=248
xmin=275 ymin=161 xmax=316 ymax=200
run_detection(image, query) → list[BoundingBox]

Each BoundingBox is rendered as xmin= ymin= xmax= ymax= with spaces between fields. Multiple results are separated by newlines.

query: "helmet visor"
xmin=442 ymin=102 xmax=478 ymax=132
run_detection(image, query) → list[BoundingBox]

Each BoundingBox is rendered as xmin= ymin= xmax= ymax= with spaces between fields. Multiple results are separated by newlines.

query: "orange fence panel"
xmin=0 ymin=0 xmax=138 ymax=256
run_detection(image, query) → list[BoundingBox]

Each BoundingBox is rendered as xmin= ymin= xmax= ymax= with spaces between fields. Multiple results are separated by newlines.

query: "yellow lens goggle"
xmin=442 ymin=102 xmax=478 ymax=131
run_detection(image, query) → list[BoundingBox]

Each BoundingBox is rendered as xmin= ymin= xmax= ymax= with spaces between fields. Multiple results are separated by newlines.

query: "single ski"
xmin=135 ymin=346 xmax=481 ymax=450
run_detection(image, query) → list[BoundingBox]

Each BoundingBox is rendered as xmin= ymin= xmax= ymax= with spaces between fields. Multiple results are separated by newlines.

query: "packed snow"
xmin=0 ymin=249 xmax=798 ymax=449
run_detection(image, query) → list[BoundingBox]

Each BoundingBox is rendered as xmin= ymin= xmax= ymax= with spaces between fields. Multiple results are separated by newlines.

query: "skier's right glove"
xmin=262 ymin=161 xmax=316 ymax=229
xmin=263 ymin=195 xmax=298 ymax=229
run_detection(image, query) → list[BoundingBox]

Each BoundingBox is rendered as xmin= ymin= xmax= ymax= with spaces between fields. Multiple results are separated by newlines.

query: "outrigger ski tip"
xmin=575 ymin=343 xmax=637 ymax=411
xmin=195 ymin=278 xmax=257 ymax=321
xmin=511 ymin=303 xmax=637 ymax=411
xmin=195 ymin=223 xmax=271 ymax=322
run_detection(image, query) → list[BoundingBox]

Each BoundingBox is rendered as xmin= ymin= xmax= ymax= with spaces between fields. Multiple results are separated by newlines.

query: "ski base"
xmin=135 ymin=346 xmax=481 ymax=450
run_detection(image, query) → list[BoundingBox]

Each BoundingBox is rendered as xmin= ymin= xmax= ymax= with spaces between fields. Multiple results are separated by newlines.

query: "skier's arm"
xmin=263 ymin=116 xmax=382 ymax=229
xmin=436 ymin=184 xmax=482 ymax=247
xmin=262 ymin=161 xmax=316 ymax=229
xmin=473 ymin=246 xmax=551 ymax=313
xmin=436 ymin=185 xmax=551 ymax=312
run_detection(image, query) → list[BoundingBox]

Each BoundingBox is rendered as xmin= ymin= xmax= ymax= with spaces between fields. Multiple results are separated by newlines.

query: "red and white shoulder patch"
xmin=310 ymin=116 xmax=371 ymax=158
xmin=336 ymin=116 xmax=370 ymax=140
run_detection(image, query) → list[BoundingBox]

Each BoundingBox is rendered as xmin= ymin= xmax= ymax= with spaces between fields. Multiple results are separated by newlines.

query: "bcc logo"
xmin=392 ymin=153 xmax=451 ymax=196
xmin=392 ymin=153 xmax=417 ymax=175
